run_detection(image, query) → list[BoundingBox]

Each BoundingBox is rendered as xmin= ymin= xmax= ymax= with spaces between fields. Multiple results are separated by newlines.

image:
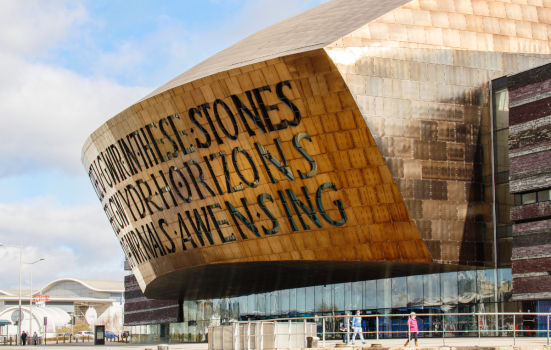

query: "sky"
xmin=0 ymin=0 xmax=328 ymax=291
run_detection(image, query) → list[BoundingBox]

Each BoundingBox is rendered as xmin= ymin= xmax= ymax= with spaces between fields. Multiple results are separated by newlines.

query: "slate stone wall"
xmin=124 ymin=274 xmax=179 ymax=326
xmin=509 ymin=64 xmax=551 ymax=301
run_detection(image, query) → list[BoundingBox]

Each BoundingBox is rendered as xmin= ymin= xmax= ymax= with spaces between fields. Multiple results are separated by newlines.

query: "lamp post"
xmin=0 ymin=243 xmax=22 ymax=344
xmin=23 ymin=259 xmax=44 ymax=342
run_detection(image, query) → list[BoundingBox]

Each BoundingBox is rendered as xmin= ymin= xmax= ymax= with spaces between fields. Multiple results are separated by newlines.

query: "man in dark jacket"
xmin=21 ymin=331 xmax=27 ymax=345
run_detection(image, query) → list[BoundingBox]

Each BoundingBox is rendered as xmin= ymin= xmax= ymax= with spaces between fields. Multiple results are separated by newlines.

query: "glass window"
xmin=477 ymin=270 xmax=496 ymax=302
xmin=407 ymin=275 xmax=423 ymax=307
xmin=344 ymin=283 xmax=352 ymax=311
xmin=458 ymin=271 xmax=476 ymax=304
xmin=498 ymin=268 xmax=513 ymax=302
xmin=391 ymin=277 xmax=407 ymax=308
xmin=258 ymin=293 xmax=266 ymax=316
xmin=279 ymin=289 xmax=289 ymax=315
xmin=221 ymin=298 xmax=230 ymax=321
xmin=270 ymin=291 xmax=279 ymax=316
xmin=212 ymin=299 xmax=221 ymax=321
xmin=231 ymin=297 xmax=239 ymax=320
xmin=364 ymin=280 xmax=377 ymax=309
xmin=239 ymin=296 xmax=247 ymax=318
xmin=188 ymin=300 xmax=196 ymax=321
xmin=204 ymin=300 xmax=213 ymax=321
xmin=289 ymin=288 xmax=297 ymax=315
xmin=296 ymin=287 xmax=306 ymax=314
xmin=494 ymin=89 xmax=509 ymax=131
xmin=423 ymin=273 xmax=441 ymax=306
xmin=377 ymin=279 xmax=391 ymax=309
xmin=441 ymin=272 xmax=458 ymax=305
xmin=196 ymin=301 xmax=204 ymax=321
xmin=247 ymin=294 xmax=257 ymax=316
xmin=538 ymin=190 xmax=551 ymax=202
xmin=305 ymin=286 xmax=315 ymax=313
xmin=522 ymin=192 xmax=537 ymax=205
xmin=315 ymin=285 xmax=324 ymax=312
xmin=334 ymin=284 xmax=345 ymax=311
xmin=351 ymin=281 xmax=362 ymax=310
xmin=323 ymin=284 xmax=332 ymax=312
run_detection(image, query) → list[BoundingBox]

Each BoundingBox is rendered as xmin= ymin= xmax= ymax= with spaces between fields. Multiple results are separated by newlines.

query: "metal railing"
xmin=210 ymin=312 xmax=551 ymax=350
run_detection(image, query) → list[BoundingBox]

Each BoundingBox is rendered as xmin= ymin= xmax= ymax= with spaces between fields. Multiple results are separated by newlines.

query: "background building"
xmin=81 ymin=0 xmax=551 ymax=343
xmin=0 ymin=278 xmax=123 ymax=336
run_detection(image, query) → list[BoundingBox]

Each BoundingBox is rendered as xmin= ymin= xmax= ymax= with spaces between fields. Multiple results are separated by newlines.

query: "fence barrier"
xmin=208 ymin=312 xmax=551 ymax=350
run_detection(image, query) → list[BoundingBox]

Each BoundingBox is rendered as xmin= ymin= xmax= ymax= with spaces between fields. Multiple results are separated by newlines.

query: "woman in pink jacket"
xmin=404 ymin=312 xmax=418 ymax=346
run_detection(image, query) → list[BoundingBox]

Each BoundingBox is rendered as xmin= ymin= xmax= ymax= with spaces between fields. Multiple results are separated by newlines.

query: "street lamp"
xmin=23 ymin=258 xmax=44 ymax=341
xmin=0 ymin=243 xmax=22 ymax=344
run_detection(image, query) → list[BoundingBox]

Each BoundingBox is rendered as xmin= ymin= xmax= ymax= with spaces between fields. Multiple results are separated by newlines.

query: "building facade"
xmin=81 ymin=0 xmax=551 ymax=343
xmin=504 ymin=63 xmax=551 ymax=301
xmin=0 ymin=279 xmax=124 ymax=336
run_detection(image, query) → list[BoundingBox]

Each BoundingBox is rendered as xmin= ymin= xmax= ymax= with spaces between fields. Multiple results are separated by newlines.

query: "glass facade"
xmin=129 ymin=268 xmax=518 ymax=343
xmin=492 ymin=78 xmax=514 ymax=267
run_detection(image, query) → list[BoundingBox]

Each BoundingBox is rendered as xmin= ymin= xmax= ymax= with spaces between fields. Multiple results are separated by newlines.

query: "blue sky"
xmin=0 ymin=0 xmax=327 ymax=290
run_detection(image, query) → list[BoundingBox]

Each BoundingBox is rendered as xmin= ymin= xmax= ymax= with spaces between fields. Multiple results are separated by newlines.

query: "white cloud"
xmin=0 ymin=0 xmax=87 ymax=58
xmin=0 ymin=54 xmax=151 ymax=177
xmin=0 ymin=196 xmax=125 ymax=290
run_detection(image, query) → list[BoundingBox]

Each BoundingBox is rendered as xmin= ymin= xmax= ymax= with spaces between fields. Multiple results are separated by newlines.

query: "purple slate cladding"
xmin=513 ymin=275 xmax=551 ymax=294
xmin=510 ymin=201 xmax=551 ymax=222
xmin=509 ymin=95 xmax=551 ymax=126
xmin=509 ymin=77 xmax=551 ymax=104
xmin=513 ymin=218 xmax=551 ymax=234
xmin=510 ymin=149 xmax=551 ymax=176
xmin=509 ymin=63 xmax=551 ymax=300
xmin=124 ymin=274 xmax=179 ymax=326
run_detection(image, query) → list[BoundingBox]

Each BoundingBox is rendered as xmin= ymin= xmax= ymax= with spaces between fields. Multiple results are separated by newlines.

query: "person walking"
xmin=21 ymin=331 xmax=27 ymax=346
xmin=350 ymin=310 xmax=367 ymax=345
xmin=404 ymin=312 xmax=419 ymax=346
xmin=341 ymin=312 xmax=351 ymax=343
xmin=33 ymin=332 xmax=38 ymax=345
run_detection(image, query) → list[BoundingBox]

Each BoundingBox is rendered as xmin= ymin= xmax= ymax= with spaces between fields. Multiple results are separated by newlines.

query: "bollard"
xmin=63 ymin=335 xmax=65 ymax=344
xmin=70 ymin=335 xmax=72 ymax=343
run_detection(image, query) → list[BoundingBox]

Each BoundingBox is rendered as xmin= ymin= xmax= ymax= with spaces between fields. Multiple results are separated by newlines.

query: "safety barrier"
xmin=209 ymin=312 xmax=551 ymax=350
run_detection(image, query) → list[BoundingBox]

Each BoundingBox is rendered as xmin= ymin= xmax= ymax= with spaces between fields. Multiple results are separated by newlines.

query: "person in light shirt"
xmin=404 ymin=312 xmax=419 ymax=346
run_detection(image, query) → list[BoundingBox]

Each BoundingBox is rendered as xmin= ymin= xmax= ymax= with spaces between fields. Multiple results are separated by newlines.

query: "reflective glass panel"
xmin=296 ymin=287 xmax=306 ymax=314
xmin=407 ymin=275 xmax=423 ymax=307
xmin=522 ymin=192 xmax=537 ymax=205
xmin=477 ymin=270 xmax=496 ymax=302
xmin=270 ymin=291 xmax=279 ymax=316
xmin=188 ymin=300 xmax=196 ymax=321
xmin=377 ymin=279 xmax=391 ymax=309
xmin=334 ymin=284 xmax=345 ymax=311
xmin=305 ymin=286 xmax=315 ymax=313
xmin=441 ymin=272 xmax=458 ymax=305
xmin=538 ymin=190 xmax=551 ymax=202
xmin=231 ymin=297 xmax=239 ymax=320
xmin=315 ymin=285 xmax=324 ymax=312
xmin=391 ymin=277 xmax=407 ymax=308
xmin=352 ymin=281 xmax=362 ymax=310
xmin=458 ymin=271 xmax=476 ymax=304
xmin=498 ymin=268 xmax=513 ymax=302
xmin=364 ymin=280 xmax=377 ymax=309
xmin=239 ymin=296 xmax=247 ymax=317
xmin=494 ymin=89 xmax=509 ymax=131
xmin=212 ymin=299 xmax=221 ymax=321
xmin=344 ymin=282 xmax=352 ymax=311
xmin=247 ymin=294 xmax=257 ymax=316
xmin=289 ymin=288 xmax=297 ymax=315
xmin=196 ymin=301 xmax=204 ymax=321
xmin=279 ymin=289 xmax=289 ymax=315
xmin=323 ymin=284 xmax=332 ymax=312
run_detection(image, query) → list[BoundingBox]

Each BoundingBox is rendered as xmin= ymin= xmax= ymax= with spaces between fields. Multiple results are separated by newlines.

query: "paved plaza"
xmin=3 ymin=337 xmax=551 ymax=349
